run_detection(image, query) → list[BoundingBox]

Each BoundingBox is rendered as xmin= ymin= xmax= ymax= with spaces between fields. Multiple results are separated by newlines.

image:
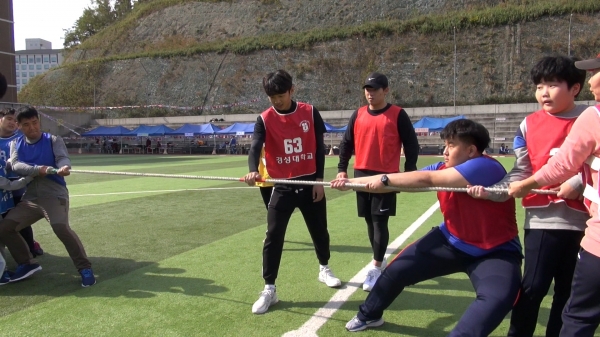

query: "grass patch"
xmin=0 ymin=155 xmax=577 ymax=336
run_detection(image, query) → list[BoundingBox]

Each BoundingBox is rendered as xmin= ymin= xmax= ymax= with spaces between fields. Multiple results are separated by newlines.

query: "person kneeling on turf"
xmin=331 ymin=119 xmax=522 ymax=335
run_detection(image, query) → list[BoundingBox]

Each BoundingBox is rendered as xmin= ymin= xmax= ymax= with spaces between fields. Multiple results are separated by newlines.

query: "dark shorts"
xmin=356 ymin=191 xmax=397 ymax=217
xmin=354 ymin=169 xmax=397 ymax=217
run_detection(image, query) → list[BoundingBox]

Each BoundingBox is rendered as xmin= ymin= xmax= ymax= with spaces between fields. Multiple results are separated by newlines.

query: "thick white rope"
xmin=69 ymin=169 xmax=557 ymax=195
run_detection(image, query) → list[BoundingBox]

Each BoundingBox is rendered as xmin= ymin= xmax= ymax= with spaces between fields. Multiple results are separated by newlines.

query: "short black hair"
xmin=440 ymin=119 xmax=490 ymax=153
xmin=262 ymin=70 xmax=293 ymax=96
xmin=1 ymin=108 xmax=15 ymax=117
xmin=531 ymin=56 xmax=586 ymax=97
xmin=0 ymin=72 xmax=7 ymax=99
xmin=15 ymin=106 xmax=39 ymax=123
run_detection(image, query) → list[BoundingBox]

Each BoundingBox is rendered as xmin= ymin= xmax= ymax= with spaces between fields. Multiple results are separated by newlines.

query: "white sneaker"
xmin=252 ymin=286 xmax=278 ymax=314
xmin=362 ymin=267 xmax=382 ymax=292
xmin=318 ymin=265 xmax=342 ymax=288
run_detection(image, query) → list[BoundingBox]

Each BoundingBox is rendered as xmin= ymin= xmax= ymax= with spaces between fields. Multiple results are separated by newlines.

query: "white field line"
xmin=282 ymin=201 xmax=441 ymax=337
xmin=70 ymin=186 xmax=252 ymax=197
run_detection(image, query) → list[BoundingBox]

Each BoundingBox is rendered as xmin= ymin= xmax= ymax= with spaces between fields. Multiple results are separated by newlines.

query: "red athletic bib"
xmin=261 ymin=103 xmax=317 ymax=179
xmin=354 ymin=105 xmax=402 ymax=173
xmin=438 ymin=159 xmax=518 ymax=249
xmin=522 ymin=109 xmax=586 ymax=212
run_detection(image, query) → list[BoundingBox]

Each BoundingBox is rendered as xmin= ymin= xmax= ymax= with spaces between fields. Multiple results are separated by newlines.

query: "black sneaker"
xmin=10 ymin=264 xmax=42 ymax=282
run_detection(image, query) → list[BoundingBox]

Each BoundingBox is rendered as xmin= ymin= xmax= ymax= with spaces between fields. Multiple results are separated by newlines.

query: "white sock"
xmin=264 ymin=284 xmax=276 ymax=291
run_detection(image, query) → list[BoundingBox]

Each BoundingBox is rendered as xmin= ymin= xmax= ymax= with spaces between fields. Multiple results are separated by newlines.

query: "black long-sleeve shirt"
xmin=337 ymin=104 xmax=419 ymax=174
xmin=248 ymin=101 xmax=326 ymax=180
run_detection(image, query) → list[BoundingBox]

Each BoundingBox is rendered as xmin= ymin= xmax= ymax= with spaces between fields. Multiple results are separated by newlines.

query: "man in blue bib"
xmin=0 ymin=106 xmax=95 ymax=287
xmin=0 ymin=108 xmax=44 ymax=257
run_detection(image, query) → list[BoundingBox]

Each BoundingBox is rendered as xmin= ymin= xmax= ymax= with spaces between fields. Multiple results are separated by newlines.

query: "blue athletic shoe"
xmin=10 ymin=264 xmax=42 ymax=282
xmin=345 ymin=316 xmax=384 ymax=332
xmin=80 ymin=268 xmax=96 ymax=287
xmin=0 ymin=270 xmax=14 ymax=285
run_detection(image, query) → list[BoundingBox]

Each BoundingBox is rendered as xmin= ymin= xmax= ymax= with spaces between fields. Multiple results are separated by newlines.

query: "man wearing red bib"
xmin=244 ymin=70 xmax=341 ymax=315
xmin=337 ymin=72 xmax=419 ymax=291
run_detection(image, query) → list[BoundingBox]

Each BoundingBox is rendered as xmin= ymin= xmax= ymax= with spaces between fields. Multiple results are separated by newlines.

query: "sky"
xmin=12 ymin=0 xmax=91 ymax=51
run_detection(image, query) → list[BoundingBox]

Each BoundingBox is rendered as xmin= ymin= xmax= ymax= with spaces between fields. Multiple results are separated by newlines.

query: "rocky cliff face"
xmin=20 ymin=1 xmax=600 ymax=116
xmin=68 ymin=0 xmax=503 ymax=61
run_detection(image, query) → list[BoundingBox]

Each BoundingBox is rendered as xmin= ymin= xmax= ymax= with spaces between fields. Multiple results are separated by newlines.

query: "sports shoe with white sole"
xmin=362 ymin=267 xmax=382 ymax=292
xmin=10 ymin=264 xmax=42 ymax=282
xmin=252 ymin=286 xmax=278 ymax=314
xmin=345 ymin=315 xmax=384 ymax=332
xmin=318 ymin=265 xmax=341 ymax=287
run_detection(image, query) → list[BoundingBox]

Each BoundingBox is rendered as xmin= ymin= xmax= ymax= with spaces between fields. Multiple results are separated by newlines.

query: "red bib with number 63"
xmin=261 ymin=102 xmax=317 ymax=179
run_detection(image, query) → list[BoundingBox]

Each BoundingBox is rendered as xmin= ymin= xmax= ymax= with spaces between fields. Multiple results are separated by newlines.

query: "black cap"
xmin=575 ymin=53 xmax=600 ymax=71
xmin=363 ymin=72 xmax=388 ymax=89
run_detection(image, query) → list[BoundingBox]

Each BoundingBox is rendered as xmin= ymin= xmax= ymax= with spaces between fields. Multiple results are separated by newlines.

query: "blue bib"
xmin=15 ymin=133 xmax=66 ymax=187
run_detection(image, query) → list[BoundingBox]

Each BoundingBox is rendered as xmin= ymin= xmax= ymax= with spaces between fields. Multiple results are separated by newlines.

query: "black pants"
xmin=354 ymin=170 xmax=396 ymax=263
xmin=509 ymin=229 xmax=584 ymax=337
xmin=357 ymin=227 xmax=522 ymax=337
xmin=560 ymin=249 xmax=600 ymax=337
xmin=262 ymin=184 xmax=330 ymax=285
xmin=259 ymin=186 xmax=273 ymax=210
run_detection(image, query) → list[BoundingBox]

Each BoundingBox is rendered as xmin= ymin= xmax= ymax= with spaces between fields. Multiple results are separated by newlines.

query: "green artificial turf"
xmin=0 ymin=155 xmax=592 ymax=336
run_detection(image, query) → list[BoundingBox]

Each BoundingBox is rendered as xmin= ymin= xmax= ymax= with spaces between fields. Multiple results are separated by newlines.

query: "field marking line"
xmin=282 ymin=201 xmax=440 ymax=337
xmin=71 ymin=186 xmax=252 ymax=197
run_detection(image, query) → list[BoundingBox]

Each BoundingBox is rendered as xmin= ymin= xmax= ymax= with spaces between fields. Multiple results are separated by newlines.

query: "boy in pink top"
xmin=509 ymin=53 xmax=600 ymax=337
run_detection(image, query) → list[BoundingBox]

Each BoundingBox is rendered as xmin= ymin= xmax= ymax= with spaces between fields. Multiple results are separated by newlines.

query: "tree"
xmin=114 ymin=0 xmax=133 ymax=19
xmin=63 ymin=0 xmax=134 ymax=49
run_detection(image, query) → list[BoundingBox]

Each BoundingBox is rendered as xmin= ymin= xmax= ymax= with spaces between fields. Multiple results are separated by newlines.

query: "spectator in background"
xmin=229 ymin=137 xmax=237 ymax=154
xmin=111 ymin=138 xmax=119 ymax=153
xmin=499 ymin=143 xmax=509 ymax=155
xmin=145 ymin=138 xmax=151 ymax=152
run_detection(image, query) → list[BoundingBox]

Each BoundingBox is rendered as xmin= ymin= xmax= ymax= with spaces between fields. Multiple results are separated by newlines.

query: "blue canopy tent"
xmin=412 ymin=115 xmax=465 ymax=132
xmin=333 ymin=125 xmax=347 ymax=132
xmin=324 ymin=123 xmax=346 ymax=149
xmin=82 ymin=126 xmax=131 ymax=137
xmin=324 ymin=123 xmax=338 ymax=133
xmin=127 ymin=124 xmax=174 ymax=136
xmin=167 ymin=123 xmax=220 ymax=136
xmin=215 ymin=123 xmax=255 ymax=154
xmin=81 ymin=126 xmax=132 ymax=153
xmin=215 ymin=123 xmax=255 ymax=135
xmin=125 ymin=125 xmax=174 ymax=154
xmin=167 ymin=123 xmax=221 ymax=154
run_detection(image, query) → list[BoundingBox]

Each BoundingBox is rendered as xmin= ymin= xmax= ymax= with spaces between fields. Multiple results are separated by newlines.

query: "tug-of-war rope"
xmin=68 ymin=169 xmax=557 ymax=195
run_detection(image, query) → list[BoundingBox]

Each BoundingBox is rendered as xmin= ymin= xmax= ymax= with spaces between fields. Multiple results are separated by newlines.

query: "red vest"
xmin=354 ymin=105 xmax=402 ymax=173
xmin=261 ymin=102 xmax=317 ymax=179
xmin=438 ymin=160 xmax=518 ymax=249
xmin=522 ymin=109 xmax=587 ymax=212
